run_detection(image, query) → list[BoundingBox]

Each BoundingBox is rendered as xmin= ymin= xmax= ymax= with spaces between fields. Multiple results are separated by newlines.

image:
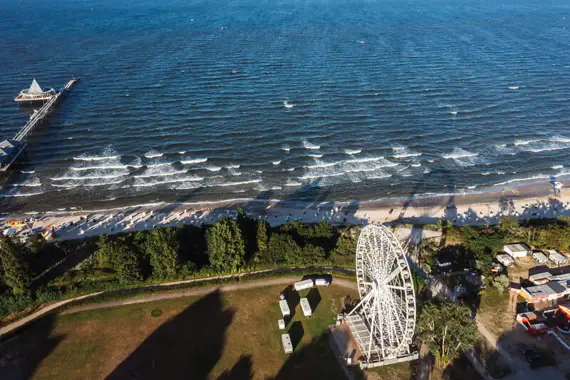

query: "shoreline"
xmin=2 ymin=178 xmax=567 ymax=241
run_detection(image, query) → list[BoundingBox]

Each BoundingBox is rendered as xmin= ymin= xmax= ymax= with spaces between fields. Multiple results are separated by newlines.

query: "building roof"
xmin=504 ymin=243 xmax=531 ymax=253
xmin=524 ymin=282 xmax=566 ymax=299
xmin=532 ymin=251 xmax=548 ymax=262
xmin=546 ymin=250 xmax=567 ymax=263
xmin=496 ymin=253 xmax=514 ymax=261
xmin=529 ymin=271 xmax=552 ymax=282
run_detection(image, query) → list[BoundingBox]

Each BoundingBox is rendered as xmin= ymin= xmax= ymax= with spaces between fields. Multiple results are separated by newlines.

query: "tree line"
xmin=0 ymin=209 xmax=360 ymax=298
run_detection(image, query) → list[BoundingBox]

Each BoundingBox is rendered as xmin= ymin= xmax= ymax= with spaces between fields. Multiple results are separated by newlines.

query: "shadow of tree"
xmin=107 ymin=289 xmax=234 ymax=380
xmin=217 ymin=355 xmax=254 ymax=380
xmin=272 ymin=334 xmax=348 ymax=380
xmin=0 ymin=314 xmax=63 ymax=380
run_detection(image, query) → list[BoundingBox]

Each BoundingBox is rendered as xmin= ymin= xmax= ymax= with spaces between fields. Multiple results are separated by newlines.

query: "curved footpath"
xmin=61 ymin=276 xmax=357 ymax=315
xmin=0 ymin=267 xmax=355 ymax=338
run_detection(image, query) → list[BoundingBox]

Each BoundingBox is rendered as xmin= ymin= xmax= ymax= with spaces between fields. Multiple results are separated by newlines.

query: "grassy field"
xmin=0 ymin=284 xmax=358 ymax=380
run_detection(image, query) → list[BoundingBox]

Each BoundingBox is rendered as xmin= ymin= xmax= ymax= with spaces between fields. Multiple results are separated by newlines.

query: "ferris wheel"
xmin=346 ymin=224 xmax=417 ymax=365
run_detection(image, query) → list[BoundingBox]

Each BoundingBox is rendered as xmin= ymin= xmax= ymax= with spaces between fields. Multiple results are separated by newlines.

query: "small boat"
xmin=7 ymin=219 xmax=27 ymax=227
xmin=15 ymin=79 xmax=56 ymax=103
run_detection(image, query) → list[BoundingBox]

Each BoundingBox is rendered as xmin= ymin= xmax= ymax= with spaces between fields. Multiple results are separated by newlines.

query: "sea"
xmin=0 ymin=0 xmax=569 ymax=213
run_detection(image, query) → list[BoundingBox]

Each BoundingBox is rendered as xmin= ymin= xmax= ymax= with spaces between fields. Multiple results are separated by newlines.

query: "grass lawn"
xmin=0 ymin=284 xmax=358 ymax=380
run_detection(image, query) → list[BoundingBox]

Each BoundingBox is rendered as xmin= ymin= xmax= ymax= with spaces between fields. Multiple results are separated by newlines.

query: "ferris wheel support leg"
xmin=367 ymin=296 xmax=379 ymax=360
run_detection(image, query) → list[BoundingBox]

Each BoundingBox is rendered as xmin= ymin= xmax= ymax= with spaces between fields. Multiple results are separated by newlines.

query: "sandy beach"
xmin=2 ymin=179 xmax=568 ymax=242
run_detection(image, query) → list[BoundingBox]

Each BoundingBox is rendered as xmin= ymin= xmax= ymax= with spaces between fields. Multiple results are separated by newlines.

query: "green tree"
xmin=138 ymin=228 xmax=180 ymax=280
xmin=491 ymin=274 xmax=510 ymax=293
xmin=113 ymin=244 xmax=144 ymax=282
xmin=0 ymin=236 xmax=31 ymax=294
xmin=206 ymin=218 xmax=246 ymax=272
xmin=96 ymin=236 xmax=143 ymax=282
xmin=256 ymin=220 xmax=269 ymax=253
xmin=416 ymin=301 xmax=478 ymax=367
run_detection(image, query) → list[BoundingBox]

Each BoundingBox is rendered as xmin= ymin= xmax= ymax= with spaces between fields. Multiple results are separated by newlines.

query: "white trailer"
xmin=496 ymin=253 xmax=514 ymax=267
xmin=546 ymin=249 xmax=568 ymax=265
xmin=294 ymin=279 xmax=314 ymax=291
xmin=279 ymin=300 xmax=290 ymax=317
xmin=300 ymin=297 xmax=312 ymax=317
xmin=278 ymin=319 xmax=286 ymax=330
xmin=532 ymin=251 xmax=548 ymax=264
xmin=315 ymin=278 xmax=330 ymax=287
xmin=282 ymin=333 xmax=293 ymax=354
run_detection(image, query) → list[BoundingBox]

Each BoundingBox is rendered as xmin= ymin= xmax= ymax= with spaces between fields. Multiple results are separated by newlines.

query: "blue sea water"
xmin=0 ymin=0 xmax=569 ymax=212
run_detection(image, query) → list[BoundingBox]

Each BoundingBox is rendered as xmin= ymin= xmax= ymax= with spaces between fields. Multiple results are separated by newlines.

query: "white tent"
xmin=28 ymin=79 xmax=43 ymax=94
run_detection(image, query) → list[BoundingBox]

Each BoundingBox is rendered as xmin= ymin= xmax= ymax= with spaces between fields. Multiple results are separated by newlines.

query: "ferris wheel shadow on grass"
xmin=106 ymin=289 xmax=246 ymax=380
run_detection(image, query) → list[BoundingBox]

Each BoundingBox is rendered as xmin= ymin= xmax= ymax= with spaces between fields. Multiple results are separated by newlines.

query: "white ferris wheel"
xmin=345 ymin=224 xmax=417 ymax=366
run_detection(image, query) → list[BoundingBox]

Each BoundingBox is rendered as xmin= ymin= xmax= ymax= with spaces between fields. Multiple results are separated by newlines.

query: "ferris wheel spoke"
xmin=386 ymin=285 xmax=406 ymax=291
xmin=387 ymin=293 xmax=406 ymax=340
xmin=381 ymin=265 xmax=403 ymax=286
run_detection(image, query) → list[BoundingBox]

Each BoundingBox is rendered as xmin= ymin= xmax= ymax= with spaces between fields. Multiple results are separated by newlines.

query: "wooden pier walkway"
xmin=1 ymin=77 xmax=79 ymax=171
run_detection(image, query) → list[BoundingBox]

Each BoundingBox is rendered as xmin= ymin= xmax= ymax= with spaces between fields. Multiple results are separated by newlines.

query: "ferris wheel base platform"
xmin=329 ymin=317 xmax=419 ymax=369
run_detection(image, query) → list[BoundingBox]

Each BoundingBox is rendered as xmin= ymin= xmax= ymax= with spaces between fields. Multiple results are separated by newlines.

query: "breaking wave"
xmin=302 ymin=140 xmax=320 ymax=150
xmin=180 ymin=158 xmax=208 ymax=164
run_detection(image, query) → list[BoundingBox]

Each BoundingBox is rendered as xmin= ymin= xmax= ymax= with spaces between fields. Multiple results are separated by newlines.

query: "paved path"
xmin=61 ymin=277 xmax=357 ymax=315
xmin=0 ymin=268 xmax=356 ymax=338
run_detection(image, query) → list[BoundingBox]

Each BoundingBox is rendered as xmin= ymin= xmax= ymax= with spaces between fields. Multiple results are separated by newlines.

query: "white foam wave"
xmin=0 ymin=192 xmax=43 ymax=198
xmin=308 ymin=154 xmax=323 ymax=158
xmin=20 ymin=170 xmax=35 ymax=174
xmin=286 ymin=168 xmax=295 ymax=172
xmin=514 ymin=139 xmax=536 ymax=146
xmin=272 ymin=161 xmax=281 ymax=165
xmin=51 ymin=174 xmax=125 ymax=181
xmin=144 ymin=151 xmax=163 ymax=158
xmin=178 ymin=151 xmax=186 ymax=154
xmin=281 ymin=144 xmax=290 ymax=152
xmin=134 ymin=177 xmax=203 ymax=187
xmin=305 ymin=161 xmax=337 ymax=169
xmin=368 ymin=174 xmax=392 ymax=180
xmin=133 ymin=170 xmax=188 ymax=179
xmin=442 ymin=149 xmax=478 ymax=159
xmin=449 ymin=111 xmax=458 ymax=115
xmin=74 ymin=155 xmax=120 ymax=161
xmin=146 ymin=163 xmax=172 ymax=168
xmin=205 ymin=166 xmax=222 ymax=172
xmin=51 ymin=180 xmax=125 ymax=188
xmin=528 ymin=146 xmax=569 ymax=153
xmin=392 ymin=153 xmax=422 ymax=158
xmin=552 ymin=165 xmax=564 ymax=170
xmin=181 ymin=158 xmax=208 ymax=164
xmin=494 ymin=175 xmax=550 ymax=186
xmin=226 ymin=164 xmax=240 ymax=169
xmin=283 ymin=100 xmax=295 ymax=108
xmin=345 ymin=149 xmax=362 ymax=155
xmin=299 ymin=173 xmax=345 ymax=180
xmin=302 ymin=140 xmax=320 ymax=150
xmin=345 ymin=156 xmax=386 ymax=164
xmin=213 ymin=179 xmax=262 ymax=187
xmin=285 ymin=181 xmax=302 ymax=187
xmin=9 ymin=182 xmax=42 ymax=187
xmin=508 ymin=86 xmax=520 ymax=90
xmin=71 ymin=165 xmax=131 ymax=171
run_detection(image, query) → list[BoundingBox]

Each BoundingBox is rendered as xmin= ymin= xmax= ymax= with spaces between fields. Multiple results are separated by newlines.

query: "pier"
xmin=0 ymin=77 xmax=79 ymax=171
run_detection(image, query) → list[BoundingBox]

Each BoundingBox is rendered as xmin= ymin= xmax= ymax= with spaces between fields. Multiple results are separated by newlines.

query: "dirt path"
xmin=61 ymin=277 xmax=357 ymax=315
